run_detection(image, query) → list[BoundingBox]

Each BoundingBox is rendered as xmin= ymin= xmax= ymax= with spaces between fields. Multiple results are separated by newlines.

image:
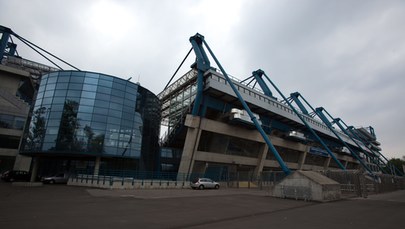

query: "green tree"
xmin=27 ymin=107 xmax=47 ymax=150
xmin=55 ymin=100 xmax=80 ymax=151
xmin=387 ymin=157 xmax=405 ymax=174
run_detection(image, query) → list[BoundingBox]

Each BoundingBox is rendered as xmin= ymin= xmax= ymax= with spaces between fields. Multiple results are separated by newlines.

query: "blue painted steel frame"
xmin=333 ymin=118 xmax=389 ymax=174
xmin=189 ymin=35 xmax=291 ymax=175
xmin=315 ymin=107 xmax=374 ymax=175
xmin=290 ymin=92 xmax=309 ymax=115
xmin=259 ymin=73 xmax=347 ymax=171
xmin=0 ymin=25 xmax=12 ymax=59
xmin=190 ymin=34 xmax=210 ymax=116
xmin=344 ymin=123 xmax=404 ymax=176
xmin=252 ymin=69 xmax=273 ymax=97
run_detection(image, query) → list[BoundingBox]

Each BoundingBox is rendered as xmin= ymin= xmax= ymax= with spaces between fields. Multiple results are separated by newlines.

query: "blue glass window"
xmin=95 ymin=93 xmax=110 ymax=101
xmin=109 ymin=102 xmax=122 ymax=111
xmin=94 ymin=100 xmax=109 ymax=108
xmin=70 ymin=76 xmax=84 ymax=83
xmin=69 ymin=83 xmax=83 ymax=90
xmin=47 ymin=76 xmax=57 ymax=84
xmin=56 ymin=83 xmax=69 ymax=90
xmin=67 ymin=90 xmax=81 ymax=97
xmin=52 ymin=97 xmax=66 ymax=104
xmin=81 ymin=91 xmax=96 ymax=99
xmin=97 ymin=86 xmax=111 ymax=94
xmin=57 ymin=76 xmax=70 ymax=83
xmin=85 ymin=72 xmax=99 ymax=78
xmin=93 ymin=107 xmax=109 ymax=114
xmin=54 ymin=90 xmax=67 ymax=97
xmin=92 ymin=114 xmax=107 ymax=123
xmin=84 ymin=77 xmax=99 ymax=85
xmin=78 ymin=105 xmax=94 ymax=113
xmin=77 ymin=113 xmax=92 ymax=121
xmin=83 ymin=84 xmax=97 ymax=92
xmin=80 ymin=98 xmax=95 ymax=106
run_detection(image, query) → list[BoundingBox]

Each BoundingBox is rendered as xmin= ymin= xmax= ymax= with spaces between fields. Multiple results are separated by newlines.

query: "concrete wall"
xmin=271 ymin=171 xmax=341 ymax=202
xmin=178 ymin=115 xmax=359 ymax=177
xmin=0 ymin=65 xmax=32 ymax=172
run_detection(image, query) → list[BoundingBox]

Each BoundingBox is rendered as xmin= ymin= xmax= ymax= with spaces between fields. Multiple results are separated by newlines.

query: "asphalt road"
xmin=0 ymin=182 xmax=404 ymax=229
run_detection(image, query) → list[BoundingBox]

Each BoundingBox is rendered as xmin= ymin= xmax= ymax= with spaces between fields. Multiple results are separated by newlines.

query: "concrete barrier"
xmin=68 ymin=176 xmax=189 ymax=190
xmin=271 ymin=170 xmax=341 ymax=202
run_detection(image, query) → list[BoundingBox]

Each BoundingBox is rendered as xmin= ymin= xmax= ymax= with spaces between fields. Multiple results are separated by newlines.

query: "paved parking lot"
xmin=0 ymin=182 xmax=404 ymax=229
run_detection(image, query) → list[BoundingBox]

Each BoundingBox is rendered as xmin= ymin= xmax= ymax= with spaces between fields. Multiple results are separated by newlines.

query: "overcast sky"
xmin=1 ymin=0 xmax=404 ymax=159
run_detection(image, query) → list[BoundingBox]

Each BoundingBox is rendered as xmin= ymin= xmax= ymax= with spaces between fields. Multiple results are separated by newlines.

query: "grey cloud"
xmin=1 ymin=0 xmax=404 ymax=158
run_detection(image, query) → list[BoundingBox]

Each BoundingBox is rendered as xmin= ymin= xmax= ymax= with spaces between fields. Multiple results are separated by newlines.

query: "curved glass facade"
xmin=22 ymin=71 xmax=160 ymax=171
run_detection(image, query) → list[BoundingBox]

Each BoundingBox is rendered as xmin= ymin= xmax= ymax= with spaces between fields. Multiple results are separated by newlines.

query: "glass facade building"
xmin=21 ymin=71 xmax=161 ymax=172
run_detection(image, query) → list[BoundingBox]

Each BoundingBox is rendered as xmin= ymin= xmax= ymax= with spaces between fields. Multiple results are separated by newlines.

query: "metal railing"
xmin=321 ymin=170 xmax=405 ymax=197
xmin=68 ymin=169 xmax=287 ymax=189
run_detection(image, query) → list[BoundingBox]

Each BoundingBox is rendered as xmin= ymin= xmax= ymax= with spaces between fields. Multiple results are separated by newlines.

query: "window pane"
xmin=69 ymin=83 xmax=83 ymax=90
xmin=83 ymin=84 xmax=97 ymax=92
xmin=80 ymin=98 xmax=95 ymax=106
xmin=84 ymin=77 xmax=99 ymax=85
xmin=54 ymin=90 xmax=67 ymax=97
xmin=56 ymin=83 xmax=68 ymax=90
xmin=81 ymin=91 xmax=96 ymax=99
xmin=97 ymin=86 xmax=111 ymax=94
xmin=98 ymin=79 xmax=112 ymax=87
xmin=78 ymin=105 xmax=93 ymax=113
xmin=67 ymin=90 xmax=81 ymax=97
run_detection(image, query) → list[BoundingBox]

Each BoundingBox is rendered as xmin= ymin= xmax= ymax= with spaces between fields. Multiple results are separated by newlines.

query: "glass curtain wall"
xmin=22 ymin=71 xmax=161 ymax=171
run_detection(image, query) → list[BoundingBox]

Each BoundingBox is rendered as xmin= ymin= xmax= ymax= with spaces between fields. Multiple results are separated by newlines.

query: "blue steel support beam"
xmin=0 ymin=25 xmax=12 ymax=59
xmin=290 ymin=92 xmax=309 ymax=115
xmin=189 ymin=34 xmax=211 ymax=116
xmin=315 ymin=107 xmax=374 ymax=175
xmin=260 ymin=73 xmax=347 ymax=171
xmin=200 ymin=41 xmax=291 ymax=175
xmin=333 ymin=118 xmax=388 ymax=174
xmin=252 ymin=69 xmax=273 ymax=97
xmin=345 ymin=124 xmax=404 ymax=176
xmin=324 ymin=110 xmax=389 ymax=173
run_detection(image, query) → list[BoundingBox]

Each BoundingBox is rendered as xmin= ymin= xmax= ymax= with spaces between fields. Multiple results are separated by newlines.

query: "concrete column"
xmin=253 ymin=143 xmax=268 ymax=178
xmin=177 ymin=116 xmax=202 ymax=178
xmin=324 ymin=157 xmax=332 ymax=170
xmin=13 ymin=155 xmax=32 ymax=171
xmin=298 ymin=147 xmax=309 ymax=170
xmin=30 ymin=157 xmax=39 ymax=182
xmin=94 ymin=156 xmax=101 ymax=176
xmin=191 ymin=161 xmax=207 ymax=175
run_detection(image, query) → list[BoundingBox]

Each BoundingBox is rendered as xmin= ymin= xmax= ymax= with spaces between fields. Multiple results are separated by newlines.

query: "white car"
xmin=190 ymin=178 xmax=220 ymax=190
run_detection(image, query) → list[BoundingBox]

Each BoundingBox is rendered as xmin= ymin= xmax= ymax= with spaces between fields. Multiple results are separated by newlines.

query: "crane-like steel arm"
xmin=0 ymin=25 xmax=16 ymax=59
xmin=189 ymin=34 xmax=291 ymax=175
xmin=259 ymin=73 xmax=347 ymax=171
xmin=315 ymin=107 xmax=374 ymax=175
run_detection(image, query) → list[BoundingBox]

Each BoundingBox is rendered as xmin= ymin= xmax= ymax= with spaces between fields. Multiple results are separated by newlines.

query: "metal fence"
xmin=68 ymin=169 xmax=287 ymax=189
xmin=68 ymin=168 xmax=405 ymax=193
xmin=321 ymin=170 xmax=405 ymax=197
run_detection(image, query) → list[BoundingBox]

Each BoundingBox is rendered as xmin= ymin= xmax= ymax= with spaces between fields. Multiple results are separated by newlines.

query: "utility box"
xmin=271 ymin=170 xmax=341 ymax=202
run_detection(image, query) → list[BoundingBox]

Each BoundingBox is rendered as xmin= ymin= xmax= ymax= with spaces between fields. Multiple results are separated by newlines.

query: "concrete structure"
xmin=0 ymin=56 xmax=56 ymax=173
xmin=159 ymin=69 xmax=369 ymax=179
xmin=271 ymin=170 xmax=341 ymax=202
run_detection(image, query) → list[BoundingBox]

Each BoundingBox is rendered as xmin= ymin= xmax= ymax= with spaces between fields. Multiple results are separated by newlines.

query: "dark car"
xmin=1 ymin=170 xmax=31 ymax=182
xmin=41 ymin=173 xmax=69 ymax=184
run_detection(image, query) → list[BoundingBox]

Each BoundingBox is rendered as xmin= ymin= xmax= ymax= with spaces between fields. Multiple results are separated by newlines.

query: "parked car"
xmin=41 ymin=173 xmax=69 ymax=184
xmin=1 ymin=170 xmax=31 ymax=182
xmin=190 ymin=178 xmax=220 ymax=190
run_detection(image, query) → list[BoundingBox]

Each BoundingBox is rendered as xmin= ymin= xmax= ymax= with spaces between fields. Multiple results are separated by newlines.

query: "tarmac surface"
xmin=0 ymin=182 xmax=404 ymax=229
